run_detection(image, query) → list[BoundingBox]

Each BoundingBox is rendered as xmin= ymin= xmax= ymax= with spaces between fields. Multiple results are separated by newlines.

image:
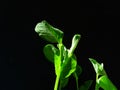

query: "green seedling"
xmin=89 ymin=58 xmax=117 ymax=90
xmin=35 ymin=20 xmax=117 ymax=90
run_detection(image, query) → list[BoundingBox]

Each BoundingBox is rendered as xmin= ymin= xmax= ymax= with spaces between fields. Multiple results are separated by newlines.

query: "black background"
xmin=0 ymin=0 xmax=120 ymax=90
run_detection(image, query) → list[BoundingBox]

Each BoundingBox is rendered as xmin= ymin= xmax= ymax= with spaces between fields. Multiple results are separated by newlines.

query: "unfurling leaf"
xmin=69 ymin=34 xmax=81 ymax=57
xmin=35 ymin=20 xmax=63 ymax=43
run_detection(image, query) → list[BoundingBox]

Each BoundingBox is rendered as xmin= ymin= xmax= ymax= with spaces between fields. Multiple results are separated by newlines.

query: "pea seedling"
xmin=35 ymin=20 xmax=117 ymax=90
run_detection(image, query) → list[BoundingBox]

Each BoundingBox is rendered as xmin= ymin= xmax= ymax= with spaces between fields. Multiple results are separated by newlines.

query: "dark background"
xmin=0 ymin=0 xmax=120 ymax=90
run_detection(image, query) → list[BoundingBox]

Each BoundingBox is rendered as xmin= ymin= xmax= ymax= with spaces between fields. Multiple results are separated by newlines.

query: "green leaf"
xmin=89 ymin=58 xmax=118 ymax=90
xmin=35 ymin=20 xmax=63 ymax=43
xmin=69 ymin=34 xmax=81 ymax=57
xmin=73 ymin=64 xmax=82 ymax=78
xmin=61 ymin=46 xmax=68 ymax=64
xmin=43 ymin=44 xmax=59 ymax=63
xmin=60 ymin=54 xmax=77 ymax=79
xmin=97 ymin=75 xmax=117 ymax=90
xmin=79 ymin=80 xmax=93 ymax=90
xmin=89 ymin=58 xmax=106 ymax=76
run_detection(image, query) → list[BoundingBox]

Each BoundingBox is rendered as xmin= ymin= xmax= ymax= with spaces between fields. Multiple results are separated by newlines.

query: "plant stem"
xmin=54 ymin=43 xmax=63 ymax=90
xmin=76 ymin=79 xmax=79 ymax=90
xmin=74 ymin=73 xmax=79 ymax=90
xmin=95 ymin=84 xmax=99 ymax=90
xmin=54 ymin=75 xmax=60 ymax=90
xmin=95 ymin=74 xmax=99 ymax=90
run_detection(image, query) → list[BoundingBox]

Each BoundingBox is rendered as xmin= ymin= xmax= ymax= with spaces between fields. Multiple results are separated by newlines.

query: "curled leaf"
xmin=69 ymin=34 xmax=81 ymax=57
xmin=43 ymin=44 xmax=59 ymax=63
xmin=35 ymin=20 xmax=63 ymax=43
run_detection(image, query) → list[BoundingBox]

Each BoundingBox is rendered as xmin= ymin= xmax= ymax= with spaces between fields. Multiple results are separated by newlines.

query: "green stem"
xmin=95 ymin=84 xmax=99 ymax=90
xmin=76 ymin=79 xmax=79 ymax=90
xmin=54 ymin=43 xmax=63 ymax=90
xmin=95 ymin=74 xmax=99 ymax=90
xmin=74 ymin=73 xmax=79 ymax=90
xmin=54 ymin=75 xmax=60 ymax=90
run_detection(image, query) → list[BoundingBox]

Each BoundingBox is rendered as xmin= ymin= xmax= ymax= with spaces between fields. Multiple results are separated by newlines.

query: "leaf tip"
xmin=34 ymin=20 xmax=47 ymax=33
xmin=88 ymin=58 xmax=93 ymax=61
xmin=75 ymin=34 xmax=81 ymax=40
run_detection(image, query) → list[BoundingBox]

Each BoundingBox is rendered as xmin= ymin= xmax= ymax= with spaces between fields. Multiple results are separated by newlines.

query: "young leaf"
xmin=97 ymin=75 xmax=117 ymax=90
xmin=60 ymin=54 xmax=77 ymax=79
xmin=43 ymin=44 xmax=59 ymax=63
xmin=66 ymin=56 xmax=77 ymax=78
xmin=89 ymin=58 xmax=106 ymax=76
xmin=35 ymin=20 xmax=63 ymax=43
xmin=69 ymin=34 xmax=81 ymax=57
xmin=89 ymin=58 xmax=118 ymax=90
xmin=79 ymin=80 xmax=93 ymax=90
